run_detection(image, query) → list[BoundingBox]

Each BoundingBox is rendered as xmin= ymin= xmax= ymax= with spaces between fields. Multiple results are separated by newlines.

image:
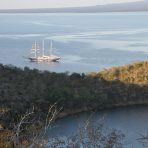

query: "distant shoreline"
xmin=0 ymin=10 xmax=148 ymax=13
xmin=1 ymin=0 xmax=148 ymax=13
xmin=58 ymin=102 xmax=148 ymax=120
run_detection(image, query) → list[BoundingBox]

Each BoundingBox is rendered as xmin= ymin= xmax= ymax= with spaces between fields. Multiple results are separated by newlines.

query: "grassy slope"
xmin=98 ymin=61 xmax=148 ymax=85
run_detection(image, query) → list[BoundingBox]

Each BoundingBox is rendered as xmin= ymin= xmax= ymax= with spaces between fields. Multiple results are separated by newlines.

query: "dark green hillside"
xmin=1 ymin=61 xmax=148 ymax=129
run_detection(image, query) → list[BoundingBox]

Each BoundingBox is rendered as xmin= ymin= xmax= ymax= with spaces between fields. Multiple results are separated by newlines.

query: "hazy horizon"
xmin=0 ymin=0 xmax=144 ymax=10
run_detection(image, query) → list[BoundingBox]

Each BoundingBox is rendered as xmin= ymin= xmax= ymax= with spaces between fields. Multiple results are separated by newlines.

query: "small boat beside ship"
xmin=28 ymin=40 xmax=60 ymax=62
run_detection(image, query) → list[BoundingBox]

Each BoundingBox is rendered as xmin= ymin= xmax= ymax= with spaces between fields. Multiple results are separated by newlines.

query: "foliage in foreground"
xmin=1 ymin=107 xmax=125 ymax=148
xmin=48 ymin=121 xmax=125 ymax=148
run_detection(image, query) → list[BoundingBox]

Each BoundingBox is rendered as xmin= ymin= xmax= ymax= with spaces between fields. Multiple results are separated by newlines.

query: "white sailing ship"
xmin=28 ymin=40 xmax=60 ymax=62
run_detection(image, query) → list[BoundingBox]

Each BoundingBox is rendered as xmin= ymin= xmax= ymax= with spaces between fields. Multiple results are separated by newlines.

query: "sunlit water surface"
xmin=0 ymin=12 xmax=148 ymax=73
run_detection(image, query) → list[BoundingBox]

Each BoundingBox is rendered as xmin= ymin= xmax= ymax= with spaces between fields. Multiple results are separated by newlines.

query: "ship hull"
xmin=28 ymin=56 xmax=60 ymax=62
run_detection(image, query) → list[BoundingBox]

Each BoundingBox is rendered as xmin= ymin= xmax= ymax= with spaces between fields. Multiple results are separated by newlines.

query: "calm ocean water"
xmin=0 ymin=12 xmax=148 ymax=73
xmin=48 ymin=106 xmax=148 ymax=148
xmin=1 ymin=12 xmax=148 ymax=148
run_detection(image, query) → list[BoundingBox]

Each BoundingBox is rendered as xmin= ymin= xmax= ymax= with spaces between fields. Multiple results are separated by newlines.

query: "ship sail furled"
xmin=50 ymin=40 xmax=53 ymax=55
xmin=31 ymin=41 xmax=40 ymax=58
xmin=42 ymin=40 xmax=45 ymax=56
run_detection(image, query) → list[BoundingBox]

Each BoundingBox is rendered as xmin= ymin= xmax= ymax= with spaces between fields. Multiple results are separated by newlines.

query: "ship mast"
xmin=50 ymin=40 xmax=53 ymax=55
xmin=34 ymin=41 xmax=37 ymax=57
xmin=31 ymin=41 xmax=39 ymax=58
xmin=29 ymin=40 xmax=60 ymax=62
xmin=42 ymin=40 xmax=45 ymax=56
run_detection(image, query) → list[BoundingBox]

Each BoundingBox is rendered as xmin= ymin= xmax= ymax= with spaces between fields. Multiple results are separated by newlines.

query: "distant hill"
xmin=0 ymin=0 xmax=148 ymax=13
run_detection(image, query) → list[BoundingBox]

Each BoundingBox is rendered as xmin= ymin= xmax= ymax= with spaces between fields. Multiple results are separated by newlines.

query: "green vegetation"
xmin=1 ymin=61 xmax=148 ymax=128
xmin=1 ymin=61 xmax=148 ymax=147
